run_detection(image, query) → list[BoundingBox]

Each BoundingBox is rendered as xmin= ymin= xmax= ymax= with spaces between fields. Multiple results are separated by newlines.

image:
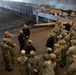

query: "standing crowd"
xmin=0 ymin=20 xmax=76 ymax=75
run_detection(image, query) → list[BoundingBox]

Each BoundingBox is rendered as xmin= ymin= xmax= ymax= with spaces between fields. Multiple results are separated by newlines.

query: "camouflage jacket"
xmin=67 ymin=62 xmax=76 ymax=75
xmin=28 ymin=56 xmax=40 ymax=72
xmin=43 ymin=60 xmax=56 ymax=75
xmin=17 ymin=56 xmax=28 ymax=75
xmin=1 ymin=42 xmax=11 ymax=57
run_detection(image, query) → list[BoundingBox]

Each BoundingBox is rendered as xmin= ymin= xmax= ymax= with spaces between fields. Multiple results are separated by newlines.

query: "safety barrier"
xmin=34 ymin=22 xmax=72 ymax=26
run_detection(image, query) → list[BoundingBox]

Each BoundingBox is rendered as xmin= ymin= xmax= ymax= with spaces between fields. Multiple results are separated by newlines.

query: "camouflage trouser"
xmin=66 ymin=59 xmax=73 ymax=67
xmin=54 ymin=61 xmax=60 ymax=74
xmin=9 ymin=48 xmax=15 ymax=63
xmin=19 ymin=69 xmax=27 ymax=75
xmin=60 ymin=56 xmax=66 ymax=67
xmin=3 ymin=54 xmax=12 ymax=69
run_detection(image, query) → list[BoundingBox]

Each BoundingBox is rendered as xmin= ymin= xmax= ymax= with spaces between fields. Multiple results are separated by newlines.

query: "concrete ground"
xmin=0 ymin=8 xmax=67 ymax=75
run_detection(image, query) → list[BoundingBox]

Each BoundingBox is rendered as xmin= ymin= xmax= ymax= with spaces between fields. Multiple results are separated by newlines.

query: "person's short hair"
xmin=50 ymin=53 xmax=56 ymax=59
xmin=30 ymin=50 xmax=35 ymax=55
xmin=28 ymin=40 xmax=32 ymax=44
xmin=24 ymin=24 xmax=27 ymax=28
xmin=20 ymin=30 xmax=23 ymax=33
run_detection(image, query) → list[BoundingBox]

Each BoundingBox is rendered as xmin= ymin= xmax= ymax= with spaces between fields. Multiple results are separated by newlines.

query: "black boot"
xmin=7 ymin=68 xmax=14 ymax=72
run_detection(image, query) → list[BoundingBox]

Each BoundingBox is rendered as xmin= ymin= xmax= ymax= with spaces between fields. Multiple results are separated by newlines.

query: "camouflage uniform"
xmin=28 ymin=56 xmax=40 ymax=75
xmin=58 ymin=40 xmax=68 ymax=67
xmin=67 ymin=62 xmax=76 ymax=75
xmin=53 ymin=47 xmax=61 ymax=74
xmin=51 ymin=31 xmax=57 ymax=41
xmin=71 ymin=24 xmax=76 ymax=32
xmin=57 ymin=20 xmax=63 ymax=34
xmin=43 ymin=60 xmax=56 ymax=75
xmin=61 ymin=44 xmax=68 ymax=67
xmin=60 ymin=30 xmax=68 ymax=38
xmin=1 ymin=40 xmax=12 ymax=70
xmin=53 ymin=24 xmax=60 ymax=36
xmin=56 ymin=35 xmax=62 ymax=43
xmin=17 ymin=56 xmax=28 ymax=75
xmin=71 ymin=40 xmax=76 ymax=46
xmin=4 ymin=31 xmax=9 ymax=38
xmin=70 ymin=28 xmax=75 ymax=38
xmin=43 ymin=48 xmax=52 ymax=60
xmin=6 ymin=37 xmax=16 ymax=63
xmin=66 ymin=46 xmax=76 ymax=66
xmin=71 ymin=34 xmax=76 ymax=40
xmin=43 ymin=54 xmax=51 ymax=61
xmin=64 ymin=34 xmax=70 ymax=47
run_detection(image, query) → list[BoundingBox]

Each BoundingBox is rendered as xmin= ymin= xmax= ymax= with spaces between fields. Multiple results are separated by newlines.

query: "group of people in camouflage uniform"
xmin=45 ymin=20 xmax=76 ymax=75
xmin=1 ymin=31 xmax=16 ymax=71
xmin=1 ymin=20 xmax=76 ymax=75
xmin=17 ymin=50 xmax=41 ymax=75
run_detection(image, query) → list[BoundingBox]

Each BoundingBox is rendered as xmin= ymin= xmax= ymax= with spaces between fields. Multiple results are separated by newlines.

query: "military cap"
xmin=4 ymin=31 xmax=9 ymax=37
xmin=49 ymin=33 xmax=54 ymax=37
xmin=68 ymin=46 xmax=75 ymax=51
xmin=30 ymin=50 xmax=35 ymax=55
xmin=46 ymin=60 xmax=51 ymax=64
xmin=3 ymin=38 xmax=7 ymax=42
xmin=47 ymin=48 xmax=52 ymax=52
xmin=43 ymin=54 xmax=50 ymax=60
xmin=62 ymin=40 xmax=66 ymax=44
xmin=8 ymin=34 xmax=14 ymax=37
xmin=57 ymin=35 xmax=62 ymax=39
xmin=21 ymin=50 xmax=26 ymax=55
xmin=58 ymin=40 xmax=66 ymax=44
xmin=54 ymin=44 xmax=60 ymax=48
xmin=4 ymin=31 xmax=9 ymax=35
xmin=50 ymin=53 xmax=56 ymax=59
xmin=71 ymin=40 xmax=76 ymax=45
